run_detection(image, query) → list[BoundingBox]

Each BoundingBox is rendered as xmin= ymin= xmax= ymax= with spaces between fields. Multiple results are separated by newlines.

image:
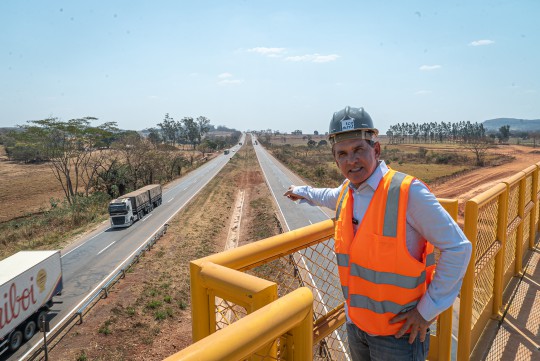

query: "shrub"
xmin=98 ymin=320 xmax=112 ymax=335
xmin=126 ymin=307 xmax=136 ymax=316
xmin=154 ymin=311 xmax=167 ymax=320
xmin=314 ymin=166 xmax=326 ymax=178
xmin=77 ymin=350 xmax=88 ymax=361
xmin=146 ymin=300 xmax=162 ymax=309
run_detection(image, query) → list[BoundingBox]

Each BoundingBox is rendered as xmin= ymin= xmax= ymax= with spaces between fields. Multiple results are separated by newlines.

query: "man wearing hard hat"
xmin=284 ymin=106 xmax=471 ymax=360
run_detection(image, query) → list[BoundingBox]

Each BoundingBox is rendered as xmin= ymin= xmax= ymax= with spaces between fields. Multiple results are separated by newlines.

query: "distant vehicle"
xmin=108 ymin=184 xmax=162 ymax=228
xmin=0 ymin=251 xmax=63 ymax=355
xmin=224 ymin=149 xmax=230 ymax=155
xmin=239 ymin=142 xmax=242 ymax=145
xmin=254 ymin=141 xmax=258 ymax=145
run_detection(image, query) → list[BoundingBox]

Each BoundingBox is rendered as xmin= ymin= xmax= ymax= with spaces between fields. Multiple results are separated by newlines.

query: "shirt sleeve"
xmin=291 ymin=183 xmax=344 ymax=211
xmin=407 ymin=180 xmax=472 ymax=321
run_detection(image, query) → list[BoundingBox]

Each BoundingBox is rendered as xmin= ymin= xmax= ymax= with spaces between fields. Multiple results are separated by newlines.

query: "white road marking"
xmin=63 ymin=232 xmax=105 ymax=258
xmin=97 ymin=241 xmax=116 ymax=255
xmin=142 ymin=213 xmax=153 ymax=222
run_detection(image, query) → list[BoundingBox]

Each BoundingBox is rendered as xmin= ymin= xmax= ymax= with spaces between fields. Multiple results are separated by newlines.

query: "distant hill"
xmin=482 ymin=118 xmax=540 ymax=132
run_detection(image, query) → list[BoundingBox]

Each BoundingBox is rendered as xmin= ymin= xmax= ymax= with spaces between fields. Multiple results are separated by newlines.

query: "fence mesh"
xmin=471 ymin=198 xmax=498 ymax=328
xmin=505 ymin=184 xmax=520 ymax=274
xmin=213 ymin=238 xmax=349 ymax=360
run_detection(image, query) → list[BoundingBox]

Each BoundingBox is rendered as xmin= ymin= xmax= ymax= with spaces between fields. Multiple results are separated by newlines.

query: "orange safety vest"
xmin=334 ymin=169 xmax=435 ymax=335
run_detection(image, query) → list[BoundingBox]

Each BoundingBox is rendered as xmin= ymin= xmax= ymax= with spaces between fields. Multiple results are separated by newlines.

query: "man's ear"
xmin=374 ymin=142 xmax=381 ymax=159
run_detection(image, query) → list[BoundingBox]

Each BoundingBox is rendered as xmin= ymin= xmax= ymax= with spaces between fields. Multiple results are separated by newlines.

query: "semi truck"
xmin=0 ymin=251 xmax=63 ymax=355
xmin=108 ymin=184 xmax=162 ymax=228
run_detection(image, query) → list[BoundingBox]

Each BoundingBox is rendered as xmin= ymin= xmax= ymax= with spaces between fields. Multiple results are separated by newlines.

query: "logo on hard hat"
xmin=341 ymin=119 xmax=355 ymax=131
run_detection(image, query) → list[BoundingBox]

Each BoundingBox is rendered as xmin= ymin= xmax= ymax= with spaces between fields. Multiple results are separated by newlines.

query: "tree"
xmin=462 ymin=136 xmax=493 ymax=166
xmin=196 ymin=116 xmax=211 ymax=145
xmin=14 ymin=117 xmax=118 ymax=204
xmin=498 ymin=125 xmax=511 ymax=143
xmin=146 ymin=127 xmax=162 ymax=146
xmin=113 ymin=131 xmax=153 ymax=189
xmin=182 ymin=117 xmax=199 ymax=149
xmin=157 ymin=114 xmax=178 ymax=146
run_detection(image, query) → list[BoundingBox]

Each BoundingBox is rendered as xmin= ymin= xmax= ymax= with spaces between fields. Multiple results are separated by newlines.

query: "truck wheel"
xmin=23 ymin=320 xmax=37 ymax=340
xmin=37 ymin=310 xmax=48 ymax=330
xmin=9 ymin=330 xmax=23 ymax=351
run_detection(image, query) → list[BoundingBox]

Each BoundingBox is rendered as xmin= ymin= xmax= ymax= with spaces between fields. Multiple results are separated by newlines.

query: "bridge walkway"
xmin=473 ymin=240 xmax=540 ymax=360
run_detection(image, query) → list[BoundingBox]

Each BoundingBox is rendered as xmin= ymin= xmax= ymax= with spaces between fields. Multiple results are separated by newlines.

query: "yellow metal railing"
xmin=165 ymin=288 xmax=313 ymax=361
xmin=165 ymin=162 xmax=540 ymax=361
xmin=457 ymin=163 xmax=540 ymax=360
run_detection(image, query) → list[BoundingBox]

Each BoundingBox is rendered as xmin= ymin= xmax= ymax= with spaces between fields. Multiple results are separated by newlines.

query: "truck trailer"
xmin=0 ymin=251 xmax=63 ymax=355
xmin=108 ymin=184 xmax=162 ymax=228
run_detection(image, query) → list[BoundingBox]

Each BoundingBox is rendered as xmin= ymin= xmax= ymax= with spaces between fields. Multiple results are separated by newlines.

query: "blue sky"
xmin=1 ymin=0 xmax=539 ymax=134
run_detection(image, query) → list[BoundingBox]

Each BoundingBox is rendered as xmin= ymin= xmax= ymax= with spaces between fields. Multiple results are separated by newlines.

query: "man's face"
xmin=333 ymin=138 xmax=380 ymax=188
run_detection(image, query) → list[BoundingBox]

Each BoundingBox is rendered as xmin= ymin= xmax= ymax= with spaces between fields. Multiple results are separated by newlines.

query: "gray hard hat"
xmin=328 ymin=106 xmax=379 ymax=145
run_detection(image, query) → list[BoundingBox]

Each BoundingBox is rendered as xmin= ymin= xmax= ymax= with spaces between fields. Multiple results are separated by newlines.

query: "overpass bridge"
xmin=166 ymin=137 xmax=539 ymax=361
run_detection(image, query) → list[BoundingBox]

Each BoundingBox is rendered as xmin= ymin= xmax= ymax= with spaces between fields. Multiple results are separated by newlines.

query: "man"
xmin=283 ymin=106 xmax=471 ymax=360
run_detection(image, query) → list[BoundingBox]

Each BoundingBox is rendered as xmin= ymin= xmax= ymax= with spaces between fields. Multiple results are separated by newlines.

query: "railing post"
xmin=458 ymin=199 xmax=478 ymax=361
xmin=437 ymin=198 xmax=459 ymax=361
xmin=493 ymin=187 xmax=508 ymax=318
xmin=530 ymin=165 xmax=538 ymax=249
xmin=515 ymin=177 xmax=526 ymax=275
xmin=191 ymin=261 xmax=211 ymax=342
xmin=289 ymin=299 xmax=313 ymax=361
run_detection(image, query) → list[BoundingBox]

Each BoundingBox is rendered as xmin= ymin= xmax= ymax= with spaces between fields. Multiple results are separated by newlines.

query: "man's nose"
xmin=344 ymin=153 xmax=359 ymax=163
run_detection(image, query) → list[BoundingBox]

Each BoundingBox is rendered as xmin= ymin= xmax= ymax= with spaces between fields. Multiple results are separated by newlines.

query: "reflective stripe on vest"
xmin=336 ymin=253 xmax=349 ymax=267
xmin=350 ymin=263 xmax=426 ymax=289
xmin=383 ymin=172 xmax=407 ymax=237
xmin=350 ymin=295 xmax=418 ymax=315
xmin=335 ymin=180 xmax=350 ymax=221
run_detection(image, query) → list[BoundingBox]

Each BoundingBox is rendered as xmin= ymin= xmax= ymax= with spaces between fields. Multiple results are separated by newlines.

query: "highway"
xmin=9 ymin=137 xmax=244 ymax=361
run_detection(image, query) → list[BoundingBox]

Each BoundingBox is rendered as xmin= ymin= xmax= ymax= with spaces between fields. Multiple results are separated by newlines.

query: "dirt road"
xmin=431 ymin=145 xmax=539 ymax=211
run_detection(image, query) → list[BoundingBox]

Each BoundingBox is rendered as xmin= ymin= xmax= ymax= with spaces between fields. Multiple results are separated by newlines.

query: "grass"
xmin=154 ymin=310 xmax=167 ymax=320
xmin=146 ymin=300 xmax=162 ymax=309
xmin=388 ymin=163 xmax=471 ymax=183
xmin=76 ymin=350 xmax=88 ymax=361
xmin=98 ymin=320 xmax=113 ymax=335
xmin=125 ymin=307 xmax=136 ymax=316
xmin=0 ymin=193 xmax=111 ymax=260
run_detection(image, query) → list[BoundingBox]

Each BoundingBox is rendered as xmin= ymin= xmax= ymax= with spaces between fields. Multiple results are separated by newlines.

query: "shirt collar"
xmin=348 ymin=160 xmax=389 ymax=192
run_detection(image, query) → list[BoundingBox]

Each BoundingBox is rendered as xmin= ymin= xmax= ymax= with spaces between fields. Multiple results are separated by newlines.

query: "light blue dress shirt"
xmin=292 ymin=161 xmax=472 ymax=322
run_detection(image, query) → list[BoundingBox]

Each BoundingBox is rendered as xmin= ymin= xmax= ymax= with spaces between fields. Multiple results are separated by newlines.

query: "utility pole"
xmin=40 ymin=313 xmax=50 ymax=361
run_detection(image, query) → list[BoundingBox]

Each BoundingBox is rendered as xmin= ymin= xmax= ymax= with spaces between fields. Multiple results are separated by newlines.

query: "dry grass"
xmin=0 ymin=149 xmax=65 ymax=222
xmin=388 ymin=163 xmax=470 ymax=184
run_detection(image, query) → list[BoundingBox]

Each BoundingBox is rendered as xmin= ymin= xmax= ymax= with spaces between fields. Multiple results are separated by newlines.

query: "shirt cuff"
xmin=291 ymin=186 xmax=314 ymax=205
xmin=416 ymin=292 xmax=438 ymax=322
